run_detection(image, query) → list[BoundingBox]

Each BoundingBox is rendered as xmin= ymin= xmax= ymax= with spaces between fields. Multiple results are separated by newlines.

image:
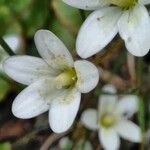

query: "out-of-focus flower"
xmin=62 ymin=0 xmax=150 ymax=58
xmin=81 ymin=84 xmax=141 ymax=150
xmin=3 ymin=30 xmax=99 ymax=133
xmin=58 ymin=136 xmax=93 ymax=150
xmin=0 ymin=34 xmax=22 ymax=72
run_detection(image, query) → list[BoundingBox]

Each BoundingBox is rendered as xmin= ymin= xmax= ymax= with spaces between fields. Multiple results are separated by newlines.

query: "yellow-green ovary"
xmin=100 ymin=113 xmax=116 ymax=128
xmin=55 ymin=68 xmax=77 ymax=88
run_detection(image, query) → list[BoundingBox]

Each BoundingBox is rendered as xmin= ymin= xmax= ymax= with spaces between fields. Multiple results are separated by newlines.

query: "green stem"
xmin=138 ymin=96 xmax=145 ymax=150
xmin=138 ymin=96 xmax=145 ymax=133
xmin=0 ymin=37 xmax=15 ymax=56
xmin=137 ymin=58 xmax=145 ymax=150
xmin=137 ymin=58 xmax=143 ymax=86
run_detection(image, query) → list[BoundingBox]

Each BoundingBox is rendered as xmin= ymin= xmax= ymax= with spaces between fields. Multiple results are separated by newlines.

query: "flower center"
xmin=100 ymin=113 xmax=116 ymax=128
xmin=109 ymin=0 xmax=137 ymax=9
xmin=55 ymin=68 xmax=77 ymax=89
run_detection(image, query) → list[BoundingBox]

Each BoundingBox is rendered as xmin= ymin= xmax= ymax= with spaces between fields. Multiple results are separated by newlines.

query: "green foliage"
xmin=20 ymin=0 xmax=49 ymax=36
xmin=0 ymin=5 xmax=12 ymax=35
xmin=52 ymin=0 xmax=82 ymax=35
xmin=0 ymin=143 xmax=11 ymax=150
xmin=0 ymin=0 xmax=49 ymax=37
xmin=5 ymin=0 xmax=31 ymax=12
xmin=0 ymin=78 xmax=10 ymax=102
xmin=50 ymin=20 xmax=75 ymax=50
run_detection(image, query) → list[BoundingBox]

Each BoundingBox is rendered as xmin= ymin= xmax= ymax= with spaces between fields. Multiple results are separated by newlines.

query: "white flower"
xmin=0 ymin=34 xmax=21 ymax=72
xmin=81 ymin=84 xmax=141 ymax=150
xmin=3 ymin=30 xmax=99 ymax=133
xmin=62 ymin=0 xmax=150 ymax=58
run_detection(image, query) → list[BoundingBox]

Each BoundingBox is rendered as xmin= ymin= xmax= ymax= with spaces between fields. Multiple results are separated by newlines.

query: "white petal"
xmin=99 ymin=128 xmax=120 ymax=150
xmin=62 ymin=0 xmax=109 ymax=10
xmin=12 ymin=78 xmax=63 ymax=119
xmin=49 ymin=88 xmax=81 ymax=133
xmin=118 ymin=4 xmax=150 ymax=56
xmin=139 ymin=0 xmax=150 ymax=5
xmin=81 ymin=109 xmax=98 ymax=130
xmin=34 ymin=30 xmax=74 ymax=69
xmin=74 ymin=60 xmax=99 ymax=93
xmin=99 ymin=84 xmax=117 ymax=113
xmin=76 ymin=7 xmax=122 ymax=58
xmin=3 ymin=56 xmax=57 ymax=85
xmin=4 ymin=34 xmax=21 ymax=52
xmin=116 ymin=120 xmax=141 ymax=142
xmin=117 ymin=95 xmax=138 ymax=118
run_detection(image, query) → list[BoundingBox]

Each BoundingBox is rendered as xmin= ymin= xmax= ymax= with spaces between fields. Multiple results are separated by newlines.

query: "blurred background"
xmin=0 ymin=0 xmax=149 ymax=149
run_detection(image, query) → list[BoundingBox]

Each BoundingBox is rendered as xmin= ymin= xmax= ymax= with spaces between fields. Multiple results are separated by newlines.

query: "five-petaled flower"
xmin=3 ymin=30 xmax=99 ymax=133
xmin=81 ymin=84 xmax=141 ymax=150
xmin=62 ymin=0 xmax=150 ymax=58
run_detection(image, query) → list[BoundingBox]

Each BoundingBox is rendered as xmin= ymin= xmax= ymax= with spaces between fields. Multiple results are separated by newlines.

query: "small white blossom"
xmin=0 ymin=34 xmax=21 ymax=72
xmin=3 ymin=30 xmax=99 ymax=133
xmin=62 ymin=0 xmax=150 ymax=58
xmin=81 ymin=84 xmax=141 ymax=150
